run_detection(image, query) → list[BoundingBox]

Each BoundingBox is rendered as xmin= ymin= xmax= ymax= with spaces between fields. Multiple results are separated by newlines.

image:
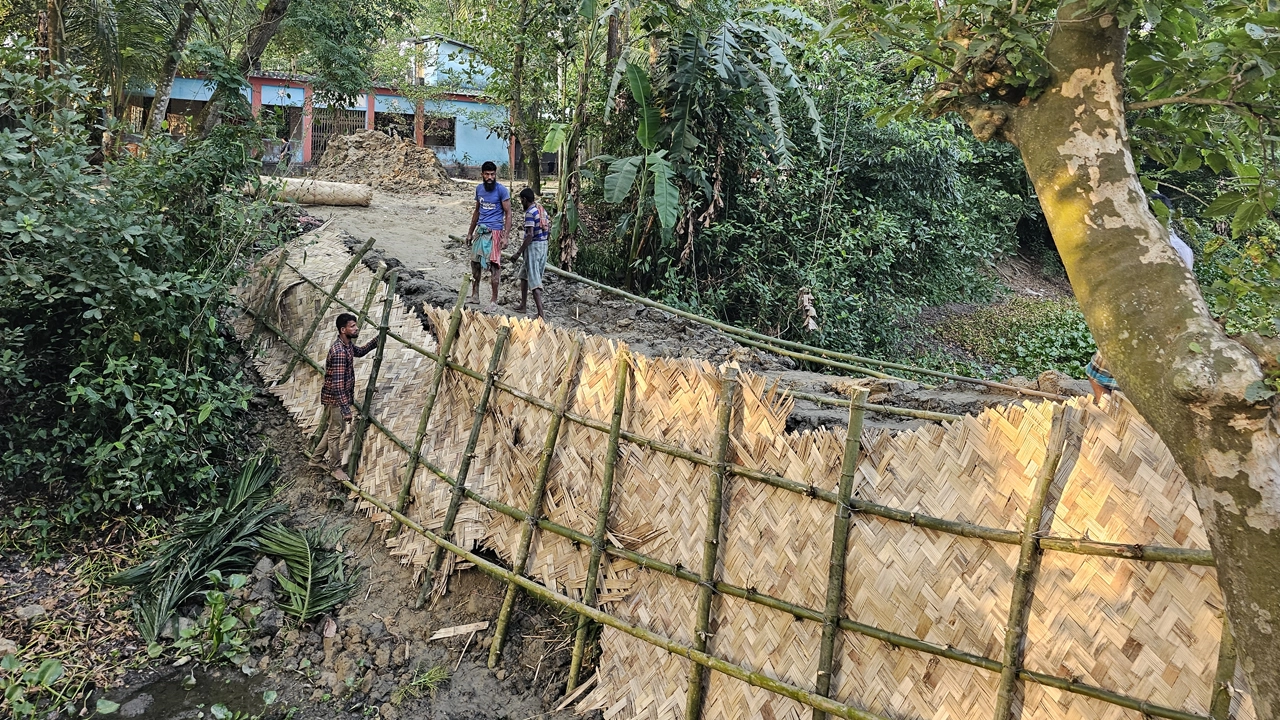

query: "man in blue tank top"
xmin=465 ymin=161 xmax=512 ymax=311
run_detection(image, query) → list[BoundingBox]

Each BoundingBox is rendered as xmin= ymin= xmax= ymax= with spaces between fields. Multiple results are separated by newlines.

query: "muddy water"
xmin=105 ymin=666 xmax=270 ymax=719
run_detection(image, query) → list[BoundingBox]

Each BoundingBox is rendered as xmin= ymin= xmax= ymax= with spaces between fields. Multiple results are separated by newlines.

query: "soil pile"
xmin=314 ymin=131 xmax=450 ymax=193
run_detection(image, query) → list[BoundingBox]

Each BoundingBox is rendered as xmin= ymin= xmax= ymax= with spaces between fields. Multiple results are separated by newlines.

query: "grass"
xmin=391 ymin=664 xmax=451 ymax=704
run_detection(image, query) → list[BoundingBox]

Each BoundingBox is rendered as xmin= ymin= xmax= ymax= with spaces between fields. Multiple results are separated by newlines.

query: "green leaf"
xmin=1188 ymin=342 xmax=1204 ymax=354
xmin=1232 ymin=199 xmax=1267 ymax=236
xmin=1173 ymin=145 xmax=1202 ymax=172
xmin=34 ymin=658 xmax=63 ymax=687
xmin=625 ymin=64 xmax=660 ymax=151
xmin=647 ymin=152 xmax=679 ymax=231
xmin=542 ymin=123 xmax=568 ymax=154
xmin=210 ymin=703 xmax=232 ymax=720
xmin=96 ymin=699 xmax=121 ymax=715
xmin=1244 ymin=380 xmax=1276 ymax=402
xmin=263 ymin=690 xmax=279 ymax=705
xmin=1204 ymin=152 xmax=1228 ymax=174
xmin=578 ymin=0 xmax=596 ymax=20
xmin=604 ymin=156 xmax=643 ymax=204
xmin=1203 ymin=191 xmax=1245 ymax=218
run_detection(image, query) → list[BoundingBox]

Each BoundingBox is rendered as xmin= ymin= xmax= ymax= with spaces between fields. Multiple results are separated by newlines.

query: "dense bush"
xmin=0 ymin=42 xmax=284 ymax=551
xmin=576 ymin=41 xmax=1034 ymax=355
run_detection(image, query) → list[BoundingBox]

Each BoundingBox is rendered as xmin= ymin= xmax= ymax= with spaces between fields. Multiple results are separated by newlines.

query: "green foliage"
xmin=1198 ymin=225 xmax=1280 ymax=337
xmin=257 ymin=524 xmax=360 ymax=623
xmin=276 ymin=0 xmax=415 ymax=106
xmin=391 ymin=664 xmax=451 ymax=704
xmin=172 ymin=571 xmax=258 ymax=666
xmin=583 ymin=41 xmax=1029 ymax=355
xmin=934 ymin=298 xmax=1097 ymax=378
xmin=0 ymin=656 xmax=65 ymax=720
xmin=110 ymin=456 xmax=285 ymax=642
xmin=0 ymin=42 xmax=287 ymax=549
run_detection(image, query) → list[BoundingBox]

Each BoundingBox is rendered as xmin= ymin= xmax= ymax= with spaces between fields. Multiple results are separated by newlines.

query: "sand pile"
xmin=313 ymin=130 xmax=450 ymax=193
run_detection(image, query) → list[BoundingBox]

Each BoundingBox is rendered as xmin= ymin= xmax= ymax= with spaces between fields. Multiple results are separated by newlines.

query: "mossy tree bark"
xmin=951 ymin=2 xmax=1280 ymax=714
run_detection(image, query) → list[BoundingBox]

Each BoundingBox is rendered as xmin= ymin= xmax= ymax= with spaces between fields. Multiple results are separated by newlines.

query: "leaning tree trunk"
xmin=510 ymin=0 xmax=540 ymax=192
xmin=146 ymin=0 xmax=200 ymax=136
xmin=197 ymin=0 xmax=291 ymax=135
xmin=957 ymin=2 xmax=1280 ymax=715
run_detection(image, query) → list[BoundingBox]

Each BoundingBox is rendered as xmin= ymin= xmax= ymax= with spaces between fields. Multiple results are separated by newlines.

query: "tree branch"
xmin=1127 ymin=94 xmax=1279 ymax=114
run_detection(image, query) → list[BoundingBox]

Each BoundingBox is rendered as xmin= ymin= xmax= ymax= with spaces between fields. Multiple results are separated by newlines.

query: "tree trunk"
xmin=147 ymin=0 xmax=200 ymax=136
xmin=606 ymin=14 xmax=620 ymax=67
xmin=197 ymin=0 xmax=291 ymax=135
xmin=510 ymin=0 xmax=540 ymax=192
xmin=959 ymin=2 xmax=1280 ymax=714
xmin=553 ymin=1 xmax=601 ymax=269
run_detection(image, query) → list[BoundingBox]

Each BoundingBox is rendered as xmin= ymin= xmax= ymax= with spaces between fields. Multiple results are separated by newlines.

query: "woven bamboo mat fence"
xmin=230 ymin=232 xmax=1254 ymax=720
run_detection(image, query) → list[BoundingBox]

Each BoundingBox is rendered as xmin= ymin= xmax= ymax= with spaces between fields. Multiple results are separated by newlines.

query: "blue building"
xmin=125 ymin=36 xmax=511 ymax=173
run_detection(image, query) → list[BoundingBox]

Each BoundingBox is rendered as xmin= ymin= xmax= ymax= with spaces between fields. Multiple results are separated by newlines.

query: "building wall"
xmin=423 ymin=98 xmax=507 ymax=168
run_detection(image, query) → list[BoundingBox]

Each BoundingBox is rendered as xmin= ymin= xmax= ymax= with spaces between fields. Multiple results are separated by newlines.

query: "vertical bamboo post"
xmin=1210 ymin=615 xmax=1237 ymax=720
xmin=280 ymin=236 xmax=377 ymax=382
xmin=345 ymin=270 xmax=398 ymax=480
xmin=419 ymin=324 xmax=511 ymax=608
xmin=488 ymin=337 xmax=585 ymax=668
xmin=248 ymin=248 xmax=289 ymax=346
xmin=812 ymin=388 xmax=868 ymax=720
xmin=993 ymin=406 xmax=1069 ymax=720
xmin=567 ymin=349 xmax=630 ymax=691
xmin=391 ymin=275 xmax=472 ymax=535
xmin=684 ymin=368 xmax=739 ymax=720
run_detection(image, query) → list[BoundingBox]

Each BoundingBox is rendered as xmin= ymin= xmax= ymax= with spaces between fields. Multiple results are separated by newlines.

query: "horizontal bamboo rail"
xmin=246 ymin=264 xmax=1219 ymax=720
xmin=534 ymin=259 xmax=1069 ymax=401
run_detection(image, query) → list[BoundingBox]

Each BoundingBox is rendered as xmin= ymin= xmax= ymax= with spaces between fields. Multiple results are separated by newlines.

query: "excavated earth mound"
xmin=313 ymin=131 xmax=450 ymax=193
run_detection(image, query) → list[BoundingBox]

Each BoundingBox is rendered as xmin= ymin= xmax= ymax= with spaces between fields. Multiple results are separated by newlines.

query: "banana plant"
xmin=598 ymin=62 xmax=681 ymax=288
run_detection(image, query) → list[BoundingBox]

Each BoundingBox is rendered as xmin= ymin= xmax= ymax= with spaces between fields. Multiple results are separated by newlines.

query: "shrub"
xmin=0 ymin=41 xmax=285 ymax=551
xmin=932 ymin=298 xmax=1098 ymax=378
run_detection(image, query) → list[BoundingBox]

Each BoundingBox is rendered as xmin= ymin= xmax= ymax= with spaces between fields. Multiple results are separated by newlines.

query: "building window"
xmin=424 ymin=117 xmax=455 ymax=148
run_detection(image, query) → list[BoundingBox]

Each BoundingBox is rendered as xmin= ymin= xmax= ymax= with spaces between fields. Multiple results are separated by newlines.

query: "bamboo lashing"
xmin=813 ymin=389 xmax=868 ymax=720
xmin=568 ymin=349 xmax=631 ymax=690
xmin=278 ymin=236 xmax=376 ymax=382
xmin=422 ymin=325 xmax=511 ymax=606
xmin=488 ymin=337 xmax=584 ymax=668
xmin=685 ymin=368 xmax=739 ymax=720
xmin=993 ymin=405 xmax=1070 ymax=720
xmin=346 ymin=270 xmax=397 ymax=479
xmin=233 ymin=235 xmax=1249 ymax=720
xmin=391 ymin=274 xmax=470 ymax=535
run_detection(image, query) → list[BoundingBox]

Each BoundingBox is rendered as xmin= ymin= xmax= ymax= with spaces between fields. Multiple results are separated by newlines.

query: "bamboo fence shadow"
xmin=231 ymin=231 xmax=1254 ymax=720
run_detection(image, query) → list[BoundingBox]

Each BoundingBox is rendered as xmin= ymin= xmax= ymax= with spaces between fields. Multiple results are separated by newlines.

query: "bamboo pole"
xmin=488 ymin=337 xmax=584 ymax=668
xmin=685 ymin=368 xmax=739 ymax=720
xmin=732 ymin=336 xmax=897 ymax=381
xmin=345 ymin=270 xmax=397 ymax=480
xmin=1210 ymin=615 xmax=1236 ymax=720
xmin=420 ymin=325 xmax=511 ymax=608
xmin=993 ymin=406 xmax=1070 ymax=720
xmin=279 ymin=236 xmax=377 ymax=382
xmin=536 ymin=260 xmax=1068 ymax=400
xmin=813 ymin=389 xmax=868 ymax=720
xmin=390 ymin=275 xmax=471 ymax=535
xmin=248 ymin=248 xmax=290 ymax=346
xmin=340 ymin=479 xmax=891 ymax=720
xmin=568 ymin=349 xmax=631 ymax=691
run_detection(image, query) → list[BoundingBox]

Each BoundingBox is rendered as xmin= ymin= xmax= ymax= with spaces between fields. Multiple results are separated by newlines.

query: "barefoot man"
xmin=465 ymin=161 xmax=512 ymax=311
xmin=315 ymin=312 xmax=376 ymax=481
xmin=512 ymin=187 xmax=549 ymax=320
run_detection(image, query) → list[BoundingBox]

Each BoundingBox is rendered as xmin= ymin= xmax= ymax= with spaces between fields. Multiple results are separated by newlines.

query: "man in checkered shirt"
xmin=314 ymin=312 xmax=376 ymax=481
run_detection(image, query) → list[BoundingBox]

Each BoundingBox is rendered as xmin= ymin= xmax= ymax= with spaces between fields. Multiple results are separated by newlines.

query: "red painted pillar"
xmin=365 ymin=92 xmax=375 ymax=130
xmin=250 ymin=78 xmax=262 ymax=117
xmin=302 ymin=84 xmax=314 ymax=163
